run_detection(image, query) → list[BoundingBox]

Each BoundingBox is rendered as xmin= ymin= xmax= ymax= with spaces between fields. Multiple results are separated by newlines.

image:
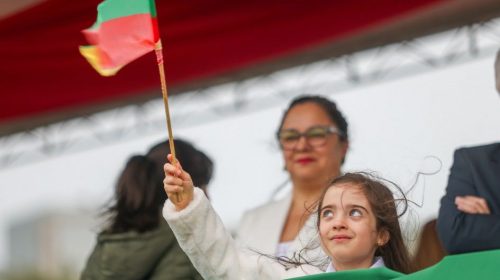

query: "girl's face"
xmin=280 ymin=102 xmax=348 ymax=182
xmin=318 ymin=183 xmax=389 ymax=270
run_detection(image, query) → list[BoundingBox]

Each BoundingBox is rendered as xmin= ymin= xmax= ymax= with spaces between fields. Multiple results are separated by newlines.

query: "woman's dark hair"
xmin=103 ymin=139 xmax=213 ymax=234
xmin=147 ymin=140 xmax=214 ymax=188
xmin=277 ymin=95 xmax=349 ymax=142
xmin=316 ymin=172 xmax=413 ymax=273
xmin=411 ymin=219 xmax=446 ymax=272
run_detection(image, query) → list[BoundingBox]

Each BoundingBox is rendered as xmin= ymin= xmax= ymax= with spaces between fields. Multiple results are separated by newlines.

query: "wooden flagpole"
xmin=155 ymin=39 xmax=181 ymax=203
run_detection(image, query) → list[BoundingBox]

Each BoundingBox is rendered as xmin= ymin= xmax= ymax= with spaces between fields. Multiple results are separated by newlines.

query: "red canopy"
xmin=2 ymin=0 xmax=496 ymax=135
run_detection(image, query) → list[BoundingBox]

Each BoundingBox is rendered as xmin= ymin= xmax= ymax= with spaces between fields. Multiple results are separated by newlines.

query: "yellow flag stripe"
xmin=79 ymin=46 xmax=122 ymax=76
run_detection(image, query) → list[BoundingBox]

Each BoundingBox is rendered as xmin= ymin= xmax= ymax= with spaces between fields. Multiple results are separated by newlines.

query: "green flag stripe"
xmin=93 ymin=0 xmax=157 ymax=28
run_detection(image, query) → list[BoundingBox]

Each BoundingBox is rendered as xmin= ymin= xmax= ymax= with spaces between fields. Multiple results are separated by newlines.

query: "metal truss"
xmin=2 ymin=18 xmax=500 ymax=170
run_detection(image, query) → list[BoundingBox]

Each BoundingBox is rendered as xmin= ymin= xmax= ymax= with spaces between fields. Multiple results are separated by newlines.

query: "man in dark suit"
xmin=436 ymin=51 xmax=500 ymax=254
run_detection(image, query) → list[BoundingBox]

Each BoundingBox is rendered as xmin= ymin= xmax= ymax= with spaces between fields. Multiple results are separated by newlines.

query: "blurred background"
xmin=1 ymin=0 xmax=500 ymax=279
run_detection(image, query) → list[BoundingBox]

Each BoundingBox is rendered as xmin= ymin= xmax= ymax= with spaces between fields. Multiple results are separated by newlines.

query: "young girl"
xmin=317 ymin=173 xmax=411 ymax=273
xmin=163 ymin=157 xmax=411 ymax=279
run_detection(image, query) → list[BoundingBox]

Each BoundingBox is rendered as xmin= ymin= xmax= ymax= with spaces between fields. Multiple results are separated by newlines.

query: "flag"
xmin=80 ymin=0 xmax=160 ymax=76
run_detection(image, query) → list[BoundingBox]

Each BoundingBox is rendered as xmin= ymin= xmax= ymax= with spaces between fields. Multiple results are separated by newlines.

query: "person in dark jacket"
xmin=436 ymin=51 xmax=500 ymax=254
xmin=81 ymin=139 xmax=214 ymax=280
xmin=436 ymin=143 xmax=500 ymax=254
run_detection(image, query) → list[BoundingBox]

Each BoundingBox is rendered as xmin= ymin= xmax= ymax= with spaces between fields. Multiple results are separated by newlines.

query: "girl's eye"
xmin=322 ymin=209 xmax=334 ymax=219
xmin=350 ymin=209 xmax=362 ymax=217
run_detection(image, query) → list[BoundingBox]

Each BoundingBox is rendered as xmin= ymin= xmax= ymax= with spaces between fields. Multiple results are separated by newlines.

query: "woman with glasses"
xmin=236 ymin=95 xmax=349 ymax=263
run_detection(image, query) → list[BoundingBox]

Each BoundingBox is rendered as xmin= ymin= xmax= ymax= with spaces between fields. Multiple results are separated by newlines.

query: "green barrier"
xmin=288 ymin=250 xmax=500 ymax=280
xmin=289 ymin=267 xmax=402 ymax=280
xmin=395 ymin=249 xmax=500 ymax=280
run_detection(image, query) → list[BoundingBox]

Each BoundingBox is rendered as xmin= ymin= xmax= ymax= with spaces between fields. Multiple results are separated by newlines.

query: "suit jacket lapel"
xmin=490 ymin=143 xmax=500 ymax=165
xmin=262 ymin=194 xmax=292 ymax=254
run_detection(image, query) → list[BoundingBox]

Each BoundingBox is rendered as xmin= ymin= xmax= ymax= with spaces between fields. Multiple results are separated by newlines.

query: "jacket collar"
xmin=325 ymin=256 xmax=385 ymax=272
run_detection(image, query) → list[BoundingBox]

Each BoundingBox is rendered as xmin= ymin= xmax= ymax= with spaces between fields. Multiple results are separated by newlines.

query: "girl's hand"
xmin=163 ymin=154 xmax=194 ymax=211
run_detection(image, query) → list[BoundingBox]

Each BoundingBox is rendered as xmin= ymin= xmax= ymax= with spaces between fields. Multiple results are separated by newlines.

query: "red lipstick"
xmin=296 ymin=157 xmax=315 ymax=164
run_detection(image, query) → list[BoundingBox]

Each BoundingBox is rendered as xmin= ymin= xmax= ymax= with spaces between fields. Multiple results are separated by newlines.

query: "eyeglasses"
xmin=277 ymin=126 xmax=344 ymax=151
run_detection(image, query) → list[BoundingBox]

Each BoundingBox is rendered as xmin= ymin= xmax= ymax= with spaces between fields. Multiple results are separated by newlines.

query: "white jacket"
xmin=163 ymin=188 xmax=323 ymax=280
xmin=237 ymin=193 xmax=326 ymax=265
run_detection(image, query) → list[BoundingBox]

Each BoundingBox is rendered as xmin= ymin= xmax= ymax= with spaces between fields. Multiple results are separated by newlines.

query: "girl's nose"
xmin=331 ymin=214 xmax=347 ymax=230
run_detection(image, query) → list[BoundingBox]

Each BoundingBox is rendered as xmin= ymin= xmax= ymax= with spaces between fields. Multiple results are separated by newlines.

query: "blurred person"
xmin=163 ymin=168 xmax=412 ymax=279
xmin=437 ymin=51 xmax=500 ymax=254
xmin=81 ymin=139 xmax=213 ymax=280
xmin=411 ymin=219 xmax=446 ymax=272
xmin=237 ymin=95 xmax=350 ymax=262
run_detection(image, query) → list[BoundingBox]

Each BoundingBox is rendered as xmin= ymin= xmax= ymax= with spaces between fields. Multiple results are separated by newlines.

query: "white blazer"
xmin=237 ymin=193 xmax=327 ymax=266
xmin=163 ymin=188 xmax=323 ymax=280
